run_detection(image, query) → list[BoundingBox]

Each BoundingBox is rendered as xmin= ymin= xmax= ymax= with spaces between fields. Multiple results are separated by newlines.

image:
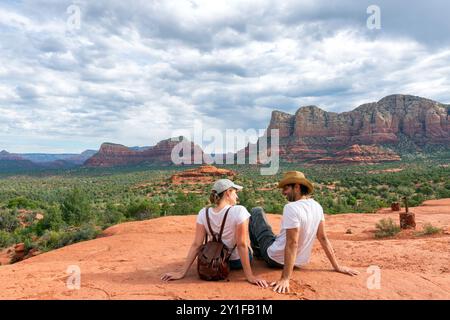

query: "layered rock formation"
xmin=171 ymin=165 xmax=236 ymax=185
xmin=311 ymin=145 xmax=401 ymax=164
xmin=84 ymin=137 xmax=205 ymax=167
xmin=265 ymin=94 xmax=450 ymax=163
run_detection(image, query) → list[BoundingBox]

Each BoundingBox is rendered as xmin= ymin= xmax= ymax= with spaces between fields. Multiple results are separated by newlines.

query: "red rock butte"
xmin=263 ymin=94 xmax=450 ymax=163
xmin=0 ymin=199 xmax=449 ymax=300
xmin=171 ymin=165 xmax=236 ymax=185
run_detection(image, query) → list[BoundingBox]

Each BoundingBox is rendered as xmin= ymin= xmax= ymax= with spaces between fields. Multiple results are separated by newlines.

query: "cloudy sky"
xmin=0 ymin=0 xmax=449 ymax=153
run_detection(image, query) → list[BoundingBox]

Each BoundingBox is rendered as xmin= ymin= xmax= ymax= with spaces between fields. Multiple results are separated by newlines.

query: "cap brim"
xmin=232 ymin=183 xmax=243 ymax=191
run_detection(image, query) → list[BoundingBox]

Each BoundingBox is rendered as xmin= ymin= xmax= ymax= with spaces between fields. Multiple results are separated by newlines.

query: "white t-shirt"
xmin=196 ymin=205 xmax=250 ymax=261
xmin=267 ymin=198 xmax=325 ymax=267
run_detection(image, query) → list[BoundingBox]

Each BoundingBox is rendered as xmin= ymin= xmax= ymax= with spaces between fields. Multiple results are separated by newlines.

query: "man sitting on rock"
xmin=249 ymin=171 xmax=359 ymax=294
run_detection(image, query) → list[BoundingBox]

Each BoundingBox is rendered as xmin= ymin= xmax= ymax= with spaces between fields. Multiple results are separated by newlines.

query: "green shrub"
xmin=60 ymin=188 xmax=93 ymax=226
xmin=35 ymin=206 xmax=65 ymax=234
xmin=375 ymin=218 xmax=401 ymax=238
xmin=417 ymin=185 xmax=433 ymax=195
xmin=38 ymin=224 xmax=99 ymax=251
xmin=238 ymin=189 xmax=257 ymax=209
xmin=170 ymin=192 xmax=205 ymax=216
xmin=417 ymin=223 xmax=441 ymax=236
xmin=101 ymin=203 xmax=125 ymax=226
xmin=0 ymin=230 xmax=15 ymax=249
xmin=0 ymin=209 xmax=20 ymax=232
xmin=7 ymin=196 xmax=40 ymax=209
xmin=126 ymin=198 xmax=160 ymax=220
xmin=72 ymin=224 xmax=100 ymax=242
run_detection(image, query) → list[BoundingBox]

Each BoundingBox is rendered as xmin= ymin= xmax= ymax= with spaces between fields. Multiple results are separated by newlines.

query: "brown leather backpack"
xmin=197 ymin=206 xmax=236 ymax=281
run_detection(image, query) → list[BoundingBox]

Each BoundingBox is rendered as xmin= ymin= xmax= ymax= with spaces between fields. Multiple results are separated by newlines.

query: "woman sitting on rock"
xmin=161 ymin=179 xmax=268 ymax=287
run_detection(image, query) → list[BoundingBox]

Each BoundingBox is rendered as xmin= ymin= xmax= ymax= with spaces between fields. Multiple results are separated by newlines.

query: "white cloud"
xmin=0 ymin=0 xmax=449 ymax=153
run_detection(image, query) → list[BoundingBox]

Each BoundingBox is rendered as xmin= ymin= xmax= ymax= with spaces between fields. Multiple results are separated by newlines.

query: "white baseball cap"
xmin=212 ymin=179 xmax=243 ymax=194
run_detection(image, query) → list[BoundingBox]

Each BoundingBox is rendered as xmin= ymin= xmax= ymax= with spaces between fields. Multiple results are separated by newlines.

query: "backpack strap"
xmin=205 ymin=207 xmax=217 ymax=242
xmin=218 ymin=206 xmax=233 ymax=242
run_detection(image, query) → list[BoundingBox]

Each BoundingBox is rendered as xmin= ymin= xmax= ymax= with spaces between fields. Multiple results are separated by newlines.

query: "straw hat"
xmin=277 ymin=171 xmax=314 ymax=194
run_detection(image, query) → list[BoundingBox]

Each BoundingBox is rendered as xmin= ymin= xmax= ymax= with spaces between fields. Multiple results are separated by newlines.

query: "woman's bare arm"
xmin=161 ymin=223 xmax=206 ymax=281
xmin=235 ymin=220 xmax=268 ymax=288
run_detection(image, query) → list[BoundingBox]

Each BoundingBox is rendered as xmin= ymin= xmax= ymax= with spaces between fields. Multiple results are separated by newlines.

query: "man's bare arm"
xmin=281 ymin=228 xmax=299 ymax=280
xmin=271 ymin=227 xmax=299 ymax=293
xmin=316 ymin=221 xmax=359 ymax=276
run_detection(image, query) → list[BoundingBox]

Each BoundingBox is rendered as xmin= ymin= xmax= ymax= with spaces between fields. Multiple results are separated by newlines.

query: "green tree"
xmin=60 ymin=188 xmax=93 ymax=226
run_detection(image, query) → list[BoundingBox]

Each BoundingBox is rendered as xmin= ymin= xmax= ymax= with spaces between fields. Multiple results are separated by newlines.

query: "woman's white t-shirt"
xmin=196 ymin=205 xmax=250 ymax=261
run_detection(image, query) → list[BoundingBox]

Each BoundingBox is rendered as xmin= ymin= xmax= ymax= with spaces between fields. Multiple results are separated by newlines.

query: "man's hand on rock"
xmin=270 ymin=278 xmax=290 ymax=294
xmin=336 ymin=266 xmax=359 ymax=276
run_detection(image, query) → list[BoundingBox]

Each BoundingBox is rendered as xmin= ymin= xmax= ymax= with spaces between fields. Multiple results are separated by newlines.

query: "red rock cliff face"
xmin=311 ymin=145 xmax=401 ymax=164
xmin=265 ymin=94 xmax=449 ymax=163
xmin=84 ymin=138 xmax=204 ymax=167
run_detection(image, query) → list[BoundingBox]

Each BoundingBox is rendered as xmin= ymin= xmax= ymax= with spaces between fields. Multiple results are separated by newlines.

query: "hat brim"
xmin=278 ymin=177 xmax=314 ymax=194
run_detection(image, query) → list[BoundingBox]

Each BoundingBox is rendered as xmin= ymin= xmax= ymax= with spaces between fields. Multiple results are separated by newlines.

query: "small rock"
xmin=346 ymin=229 xmax=352 ymax=234
xmin=35 ymin=213 xmax=44 ymax=220
xmin=14 ymin=243 xmax=25 ymax=252
xmin=391 ymin=202 xmax=400 ymax=211
xmin=24 ymin=248 xmax=41 ymax=259
xmin=399 ymin=212 xmax=416 ymax=229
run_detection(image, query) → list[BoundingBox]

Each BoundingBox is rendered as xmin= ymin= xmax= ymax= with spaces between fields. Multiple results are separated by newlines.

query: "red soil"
xmin=0 ymin=199 xmax=449 ymax=300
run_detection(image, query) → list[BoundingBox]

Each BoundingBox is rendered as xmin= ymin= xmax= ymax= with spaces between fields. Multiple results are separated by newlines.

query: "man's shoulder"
xmin=283 ymin=202 xmax=301 ymax=214
xmin=309 ymin=198 xmax=324 ymax=210
xmin=283 ymin=199 xmax=322 ymax=212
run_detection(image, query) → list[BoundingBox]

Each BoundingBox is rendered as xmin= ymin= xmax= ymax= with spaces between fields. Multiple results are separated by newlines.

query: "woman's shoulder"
xmin=197 ymin=207 xmax=208 ymax=216
xmin=231 ymin=205 xmax=250 ymax=216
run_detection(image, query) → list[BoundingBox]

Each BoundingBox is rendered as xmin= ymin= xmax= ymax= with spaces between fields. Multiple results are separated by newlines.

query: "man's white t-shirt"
xmin=196 ymin=205 xmax=250 ymax=261
xmin=267 ymin=198 xmax=325 ymax=267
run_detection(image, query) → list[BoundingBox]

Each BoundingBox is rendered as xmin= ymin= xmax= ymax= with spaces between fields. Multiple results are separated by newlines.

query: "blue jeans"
xmin=248 ymin=207 xmax=284 ymax=268
xmin=229 ymin=249 xmax=253 ymax=270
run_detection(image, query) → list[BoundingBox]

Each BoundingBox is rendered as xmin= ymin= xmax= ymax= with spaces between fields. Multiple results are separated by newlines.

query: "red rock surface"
xmin=0 ymin=199 xmax=449 ymax=300
xmin=171 ymin=165 xmax=236 ymax=185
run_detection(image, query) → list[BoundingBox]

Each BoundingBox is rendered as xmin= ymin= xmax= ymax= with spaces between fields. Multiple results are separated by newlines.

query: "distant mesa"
xmin=0 ymin=150 xmax=25 ymax=161
xmin=0 ymin=149 xmax=97 ymax=172
xmin=171 ymin=165 xmax=236 ymax=185
xmin=84 ymin=137 xmax=205 ymax=167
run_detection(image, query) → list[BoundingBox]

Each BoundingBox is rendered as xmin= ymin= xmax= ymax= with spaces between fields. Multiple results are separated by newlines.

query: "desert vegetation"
xmin=0 ymin=156 xmax=449 ymax=260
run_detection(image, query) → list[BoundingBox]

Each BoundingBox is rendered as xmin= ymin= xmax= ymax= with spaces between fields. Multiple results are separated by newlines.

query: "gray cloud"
xmin=0 ymin=0 xmax=449 ymax=153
